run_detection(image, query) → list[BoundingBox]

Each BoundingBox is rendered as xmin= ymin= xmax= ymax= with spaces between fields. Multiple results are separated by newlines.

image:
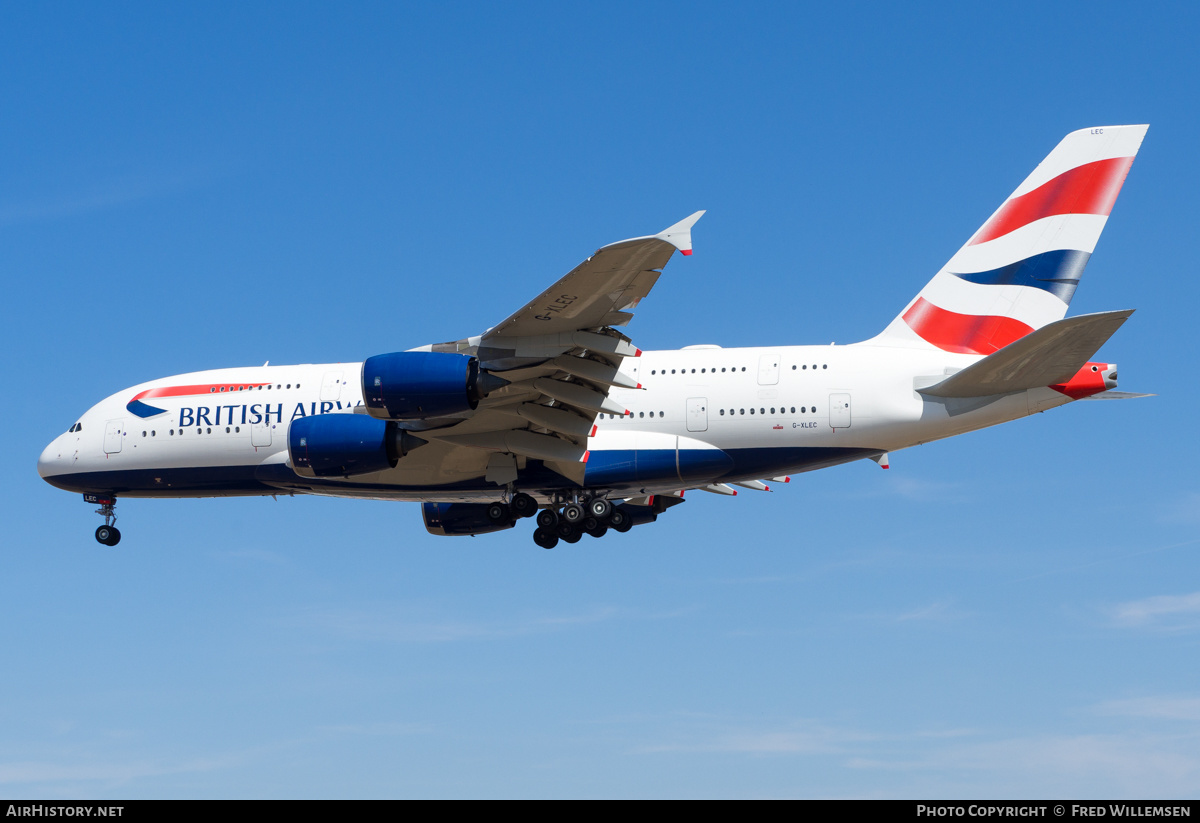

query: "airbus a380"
xmin=39 ymin=126 xmax=1149 ymax=549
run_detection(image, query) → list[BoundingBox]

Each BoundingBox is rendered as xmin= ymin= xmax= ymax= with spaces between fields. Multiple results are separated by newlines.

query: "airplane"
xmin=38 ymin=125 xmax=1149 ymax=549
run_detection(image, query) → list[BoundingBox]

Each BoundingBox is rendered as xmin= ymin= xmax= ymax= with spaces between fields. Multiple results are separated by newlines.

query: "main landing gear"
xmin=91 ymin=496 xmax=121 ymax=546
xmin=531 ymin=495 xmax=632 ymax=550
xmin=485 ymin=492 xmax=539 ymax=528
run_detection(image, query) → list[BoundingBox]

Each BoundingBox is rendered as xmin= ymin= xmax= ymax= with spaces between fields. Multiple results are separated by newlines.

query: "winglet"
xmin=656 ymin=211 xmax=705 ymax=256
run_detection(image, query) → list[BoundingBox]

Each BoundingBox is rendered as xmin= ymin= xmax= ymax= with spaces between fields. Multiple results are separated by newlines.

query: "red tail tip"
xmin=680 ymin=249 xmax=693 ymax=256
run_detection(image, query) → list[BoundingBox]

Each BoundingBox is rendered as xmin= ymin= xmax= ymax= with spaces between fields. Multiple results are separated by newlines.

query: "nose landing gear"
xmin=89 ymin=495 xmax=121 ymax=546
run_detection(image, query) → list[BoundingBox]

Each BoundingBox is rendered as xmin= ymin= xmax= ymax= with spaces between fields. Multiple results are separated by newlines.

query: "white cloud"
xmin=1159 ymin=491 xmax=1200 ymax=525
xmin=0 ymin=170 xmax=209 ymax=224
xmin=894 ymin=601 xmax=969 ymax=622
xmin=1112 ymin=591 xmax=1200 ymax=629
xmin=1093 ymin=696 xmax=1200 ymax=722
xmin=636 ymin=715 xmax=1200 ymax=796
xmin=316 ymin=722 xmax=431 ymax=737
xmin=283 ymin=603 xmax=686 ymax=644
xmin=639 ymin=721 xmax=875 ymax=755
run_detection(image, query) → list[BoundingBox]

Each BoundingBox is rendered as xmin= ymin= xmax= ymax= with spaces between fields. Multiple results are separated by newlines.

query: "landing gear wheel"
xmin=586 ymin=525 xmax=608 ymax=539
xmin=583 ymin=516 xmax=599 ymax=533
xmin=533 ymin=528 xmax=559 ymax=549
xmin=589 ymin=499 xmax=612 ymax=520
xmin=511 ymin=493 xmax=537 ymax=519
xmin=562 ymin=528 xmax=582 ymax=544
xmin=536 ymin=509 xmax=559 ymax=529
xmin=95 ymin=526 xmax=120 ymax=546
xmin=486 ymin=502 xmax=512 ymax=525
xmin=609 ymin=508 xmax=632 ymax=533
xmin=562 ymin=503 xmax=585 ymax=525
xmin=556 ymin=521 xmax=577 ymax=539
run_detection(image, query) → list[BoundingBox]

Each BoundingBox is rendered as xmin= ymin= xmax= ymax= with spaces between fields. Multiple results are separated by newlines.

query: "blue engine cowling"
xmin=289 ymin=413 xmax=422 ymax=478
xmin=363 ymin=351 xmax=483 ymax=420
xmin=422 ymin=502 xmax=516 ymax=536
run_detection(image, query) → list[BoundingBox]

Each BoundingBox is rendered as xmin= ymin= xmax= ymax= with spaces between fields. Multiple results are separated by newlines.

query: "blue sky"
xmin=4 ymin=1 xmax=1200 ymax=798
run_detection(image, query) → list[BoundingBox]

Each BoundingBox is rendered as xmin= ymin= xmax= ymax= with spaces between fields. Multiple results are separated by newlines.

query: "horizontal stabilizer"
xmin=919 ymin=310 xmax=1133 ymax=398
xmin=1080 ymin=390 xmax=1155 ymax=400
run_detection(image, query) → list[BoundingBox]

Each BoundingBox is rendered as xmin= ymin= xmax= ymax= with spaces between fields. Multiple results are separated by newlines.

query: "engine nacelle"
xmin=422 ymin=502 xmax=516 ymax=536
xmin=288 ymin=413 xmax=423 ymax=478
xmin=363 ymin=351 xmax=501 ymax=420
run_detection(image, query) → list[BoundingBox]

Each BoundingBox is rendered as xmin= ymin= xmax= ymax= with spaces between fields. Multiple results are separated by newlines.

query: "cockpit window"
xmin=67 ymin=422 xmax=82 ymax=433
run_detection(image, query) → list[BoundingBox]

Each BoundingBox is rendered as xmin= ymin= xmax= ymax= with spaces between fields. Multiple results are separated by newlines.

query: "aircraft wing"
xmin=484 ymin=211 xmax=705 ymax=338
xmin=412 ymin=212 xmax=704 ymax=487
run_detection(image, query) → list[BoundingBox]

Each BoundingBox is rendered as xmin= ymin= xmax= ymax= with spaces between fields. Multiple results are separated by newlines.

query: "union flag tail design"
xmin=874 ymin=125 xmax=1148 ymax=355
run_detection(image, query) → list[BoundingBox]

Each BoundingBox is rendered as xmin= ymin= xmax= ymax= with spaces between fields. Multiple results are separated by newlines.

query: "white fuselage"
xmin=37 ymin=341 xmax=1072 ymax=503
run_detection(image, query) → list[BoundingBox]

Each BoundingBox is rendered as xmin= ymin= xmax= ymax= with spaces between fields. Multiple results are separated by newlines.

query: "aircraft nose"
xmin=37 ymin=437 xmax=62 ymax=480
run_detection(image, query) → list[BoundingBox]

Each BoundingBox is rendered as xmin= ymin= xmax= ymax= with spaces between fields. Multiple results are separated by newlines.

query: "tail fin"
xmin=873 ymin=125 xmax=1148 ymax=354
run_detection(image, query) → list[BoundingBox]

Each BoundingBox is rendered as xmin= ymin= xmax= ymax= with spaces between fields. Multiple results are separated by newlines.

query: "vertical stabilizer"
xmin=871 ymin=125 xmax=1148 ymax=354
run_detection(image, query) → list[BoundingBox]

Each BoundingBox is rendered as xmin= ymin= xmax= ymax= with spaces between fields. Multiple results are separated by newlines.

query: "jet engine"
xmin=289 ymin=413 xmax=425 ymax=478
xmin=422 ymin=502 xmax=517 ymax=536
xmin=362 ymin=351 xmax=508 ymax=420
